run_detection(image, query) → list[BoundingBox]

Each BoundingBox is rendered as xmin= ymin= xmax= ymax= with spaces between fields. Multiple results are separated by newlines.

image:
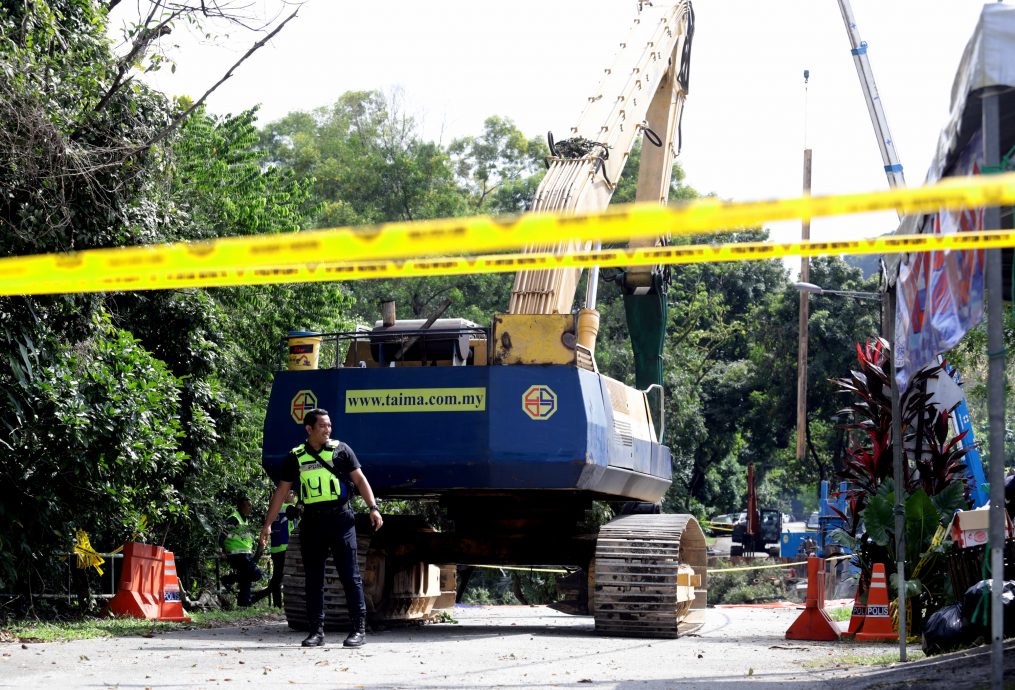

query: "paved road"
xmin=0 ymin=606 xmax=1010 ymax=689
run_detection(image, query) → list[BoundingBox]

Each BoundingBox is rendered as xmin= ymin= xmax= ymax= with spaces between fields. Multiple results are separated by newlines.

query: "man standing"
xmin=220 ymin=495 xmax=263 ymax=607
xmin=259 ymin=408 xmax=383 ymax=648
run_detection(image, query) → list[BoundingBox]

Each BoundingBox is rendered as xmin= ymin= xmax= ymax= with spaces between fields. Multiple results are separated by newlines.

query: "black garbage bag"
xmin=961 ymin=579 xmax=1015 ymax=637
xmin=922 ymin=604 xmax=980 ymax=655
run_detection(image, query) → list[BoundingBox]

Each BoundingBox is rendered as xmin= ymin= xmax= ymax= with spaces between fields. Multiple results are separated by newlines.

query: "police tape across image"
xmin=2 ymin=171 xmax=1015 ymax=296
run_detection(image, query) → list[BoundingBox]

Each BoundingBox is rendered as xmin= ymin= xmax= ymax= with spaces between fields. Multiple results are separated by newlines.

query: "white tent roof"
xmin=889 ymin=3 xmax=1015 ymax=271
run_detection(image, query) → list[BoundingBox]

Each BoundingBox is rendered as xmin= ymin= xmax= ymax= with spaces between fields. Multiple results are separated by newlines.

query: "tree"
xmin=260 ymin=91 xmax=469 ymax=226
xmin=448 ymin=116 xmax=548 ymax=213
xmin=0 ymin=2 xmax=324 ymax=605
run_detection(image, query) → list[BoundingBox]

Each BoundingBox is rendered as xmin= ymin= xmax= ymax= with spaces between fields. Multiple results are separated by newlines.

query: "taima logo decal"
xmin=522 ymin=385 xmax=557 ymax=421
xmin=290 ymin=390 xmax=318 ymax=424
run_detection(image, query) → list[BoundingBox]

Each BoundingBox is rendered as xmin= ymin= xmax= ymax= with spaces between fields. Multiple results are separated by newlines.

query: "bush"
xmin=708 ymin=558 xmax=787 ymax=605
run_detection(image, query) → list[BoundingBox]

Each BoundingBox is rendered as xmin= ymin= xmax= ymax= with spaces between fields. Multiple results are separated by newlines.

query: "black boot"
xmin=343 ymin=618 xmax=366 ymax=648
xmin=301 ymin=625 xmax=325 ymax=647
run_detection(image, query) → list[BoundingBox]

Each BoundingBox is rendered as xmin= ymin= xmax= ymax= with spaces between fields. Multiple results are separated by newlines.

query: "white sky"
xmin=130 ymin=0 xmax=997 ymax=248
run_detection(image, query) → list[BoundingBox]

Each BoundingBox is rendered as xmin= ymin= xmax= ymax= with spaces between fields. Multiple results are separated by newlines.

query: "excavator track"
xmin=282 ymin=528 xmax=371 ymax=631
xmin=283 ymin=523 xmax=444 ymax=630
xmin=593 ymin=513 xmax=707 ymax=638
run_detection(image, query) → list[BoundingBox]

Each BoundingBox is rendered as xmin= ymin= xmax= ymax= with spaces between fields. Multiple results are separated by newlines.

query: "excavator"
xmin=262 ymin=1 xmax=705 ymax=638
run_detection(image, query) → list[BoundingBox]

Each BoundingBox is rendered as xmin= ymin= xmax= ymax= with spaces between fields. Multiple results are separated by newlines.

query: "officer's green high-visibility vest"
xmin=294 ymin=442 xmax=348 ymax=506
xmin=269 ymin=502 xmax=295 ymax=554
xmin=222 ymin=510 xmax=253 ymax=555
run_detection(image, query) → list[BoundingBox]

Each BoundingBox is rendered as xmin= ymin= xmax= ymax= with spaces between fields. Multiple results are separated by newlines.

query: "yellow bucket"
xmin=287 ymin=331 xmax=322 ymax=371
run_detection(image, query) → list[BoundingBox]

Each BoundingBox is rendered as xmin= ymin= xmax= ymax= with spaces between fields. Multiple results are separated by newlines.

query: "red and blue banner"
xmin=895 ymin=131 xmax=986 ymax=391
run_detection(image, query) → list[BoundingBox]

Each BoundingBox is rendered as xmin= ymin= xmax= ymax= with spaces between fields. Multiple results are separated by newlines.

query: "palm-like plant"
xmin=829 ymin=338 xmax=974 ymax=624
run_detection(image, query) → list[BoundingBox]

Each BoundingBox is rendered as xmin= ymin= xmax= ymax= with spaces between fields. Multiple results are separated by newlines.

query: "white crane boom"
xmin=837 ymin=0 xmax=906 ymax=197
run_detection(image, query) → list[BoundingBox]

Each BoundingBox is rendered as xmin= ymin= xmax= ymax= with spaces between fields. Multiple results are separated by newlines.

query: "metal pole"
xmin=982 ymin=87 xmax=1005 ymax=690
xmin=585 ymin=241 xmax=602 ymax=309
xmin=796 ymin=148 xmax=813 ymax=466
xmin=888 ymin=285 xmax=906 ymax=660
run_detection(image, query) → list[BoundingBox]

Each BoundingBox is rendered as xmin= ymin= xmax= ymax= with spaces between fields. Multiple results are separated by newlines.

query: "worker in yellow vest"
xmin=252 ymin=487 xmax=297 ymax=607
xmin=259 ymin=408 xmax=383 ymax=648
xmin=220 ymin=495 xmax=263 ymax=607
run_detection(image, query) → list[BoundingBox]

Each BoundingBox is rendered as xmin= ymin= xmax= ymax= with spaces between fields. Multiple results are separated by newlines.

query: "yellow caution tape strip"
xmin=6 ymin=228 xmax=1013 ymax=296
xmin=72 ymin=529 xmax=123 ymax=577
xmin=0 ymin=172 xmax=1014 ymax=295
xmin=710 ymin=554 xmax=851 ymax=574
xmin=466 ymin=564 xmax=569 ymax=574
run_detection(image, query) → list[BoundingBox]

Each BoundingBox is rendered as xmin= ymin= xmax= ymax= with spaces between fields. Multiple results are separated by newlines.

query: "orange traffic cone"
xmin=786 ymin=556 xmax=841 ymax=641
xmin=855 ymin=563 xmax=897 ymax=642
xmin=843 ymin=579 xmax=866 ymax=637
xmin=158 ymin=550 xmax=191 ymax=622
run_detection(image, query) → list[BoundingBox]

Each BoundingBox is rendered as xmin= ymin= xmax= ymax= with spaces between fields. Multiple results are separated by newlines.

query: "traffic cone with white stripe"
xmin=158 ymin=550 xmax=191 ymax=622
xmin=855 ymin=563 xmax=897 ymax=641
xmin=843 ymin=578 xmax=866 ymax=637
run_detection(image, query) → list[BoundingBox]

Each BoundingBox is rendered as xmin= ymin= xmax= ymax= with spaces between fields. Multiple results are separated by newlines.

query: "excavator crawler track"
xmin=282 ymin=528 xmax=370 ymax=631
xmin=593 ymin=513 xmax=707 ymax=638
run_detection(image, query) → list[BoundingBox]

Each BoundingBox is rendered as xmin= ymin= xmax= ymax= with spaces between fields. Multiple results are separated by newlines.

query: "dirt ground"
xmin=0 ymin=605 xmax=1011 ymax=689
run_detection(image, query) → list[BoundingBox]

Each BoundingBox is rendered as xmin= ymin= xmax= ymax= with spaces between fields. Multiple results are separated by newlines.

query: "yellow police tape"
xmin=467 ymin=555 xmax=851 ymax=576
xmin=73 ymin=529 xmax=123 ymax=577
xmin=467 ymin=564 xmax=569 ymax=574
xmin=0 ymin=172 xmax=1013 ymax=296
xmin=4 ymin=228 xmax=1015 ymax=296
xmin=709 ymin=555 xmax=851 ymax=574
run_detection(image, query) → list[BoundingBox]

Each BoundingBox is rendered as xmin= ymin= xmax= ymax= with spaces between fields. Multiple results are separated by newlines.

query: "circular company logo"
xmin=522 ymin=385 xmax=557 ymax=421
xmin=290 ymin=389 xmax=318 ymax=424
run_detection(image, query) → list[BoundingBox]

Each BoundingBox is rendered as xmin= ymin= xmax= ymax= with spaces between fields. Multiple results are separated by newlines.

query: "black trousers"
xmin=267 ymin=550 xmax=286 ymax=607
xmin=300 ymin=506 xmax=366 ymax=629
xmin=225 ymin=554 xmax=263 ymax=607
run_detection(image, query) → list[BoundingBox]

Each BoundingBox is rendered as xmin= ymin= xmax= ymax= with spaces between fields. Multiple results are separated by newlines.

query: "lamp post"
xmin=794 ymin=280 xmax=905 ymax=660
xmin=793 ymin=282 xmax=880 ymax=302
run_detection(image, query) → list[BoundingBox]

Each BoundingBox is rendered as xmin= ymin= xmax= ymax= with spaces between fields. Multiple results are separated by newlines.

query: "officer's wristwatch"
xmin=368 ymin=504 xmax=380 ymax=513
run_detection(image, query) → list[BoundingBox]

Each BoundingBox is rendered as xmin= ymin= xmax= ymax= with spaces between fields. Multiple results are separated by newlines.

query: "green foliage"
xmin=260 ymin=91 xmax=468 ymax=225
xmin=0 ymin=312 xmax=186 ymax=591
xmin=707 ymin=559 xmax=786 ymax=605
xmin=448 ymin=115 xmax=548 ymax=213
xmin=459 ymin=567 xmax=560 ymax=606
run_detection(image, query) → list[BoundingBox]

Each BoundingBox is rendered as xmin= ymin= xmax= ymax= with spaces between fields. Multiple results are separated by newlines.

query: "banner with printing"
xmin=895 ymin=130 xmax=985 ymax=391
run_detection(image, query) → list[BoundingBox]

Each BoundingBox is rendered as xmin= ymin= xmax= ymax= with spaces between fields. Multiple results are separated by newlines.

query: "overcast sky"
xmin=128 ymin=1 xmax=997 ymax=252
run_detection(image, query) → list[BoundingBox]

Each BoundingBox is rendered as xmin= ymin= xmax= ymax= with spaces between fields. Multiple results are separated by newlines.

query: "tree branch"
xmin=136 ymin=6 xmax=300 ymax=154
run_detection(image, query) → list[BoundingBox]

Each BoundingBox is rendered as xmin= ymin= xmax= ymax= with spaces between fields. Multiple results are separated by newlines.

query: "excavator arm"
xmin=509 ymin=0 xmax=695 ymax=330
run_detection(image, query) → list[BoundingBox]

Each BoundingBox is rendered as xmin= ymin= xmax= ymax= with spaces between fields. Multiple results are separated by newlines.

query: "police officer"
xmin=220 ymin=495 xmax=263 ymax=607
xmin=259 ymin=408 xmax=383 ymax=648
xmin=253 ymin=487 xmax=297 ymax=607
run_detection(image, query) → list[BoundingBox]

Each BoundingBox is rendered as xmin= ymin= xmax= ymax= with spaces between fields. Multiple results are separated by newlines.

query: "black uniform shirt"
xmin=280 ymin=440 xmax=361 ymax=511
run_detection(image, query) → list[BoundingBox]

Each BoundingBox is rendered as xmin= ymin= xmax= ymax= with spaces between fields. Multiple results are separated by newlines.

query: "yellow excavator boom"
xmin=509 ymin=1 xmax=694 ymax=315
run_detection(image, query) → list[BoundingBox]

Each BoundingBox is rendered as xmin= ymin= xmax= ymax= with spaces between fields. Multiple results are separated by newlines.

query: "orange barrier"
xmin=785 ymin=557 xmax=841 ymax=641
xmin=855 ymin=563 xmax=898 ymax=642
xmin=158 ymin=550 xmax=191 ymax=622
xmin=843 ymin=578 xmax=867 ymax=637
xmin=107 ymin=542 xmax=164 ymax=620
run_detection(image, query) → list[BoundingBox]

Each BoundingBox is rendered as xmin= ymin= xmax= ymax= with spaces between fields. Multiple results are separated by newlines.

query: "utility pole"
xmin=796 ymin=69 xmax=812 ymax=467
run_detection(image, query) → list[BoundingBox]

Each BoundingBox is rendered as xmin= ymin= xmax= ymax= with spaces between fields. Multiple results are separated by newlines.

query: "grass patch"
xmin=804 ymin=650 xmax=925 ymax=669
xmin=827 ymin=605 xmax=853 ymax=622
xmin=1 ymin=607 xmax=284 ymax=643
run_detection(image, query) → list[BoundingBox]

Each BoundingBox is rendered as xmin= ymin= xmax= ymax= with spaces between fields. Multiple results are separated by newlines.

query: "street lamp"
xmin=793 ymin=281 xmax=880 ymax=301
xmin=794 ymin=279 xmax=904 ymax=657
xmin=793 ymin=281 xmax=883 ymax=467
